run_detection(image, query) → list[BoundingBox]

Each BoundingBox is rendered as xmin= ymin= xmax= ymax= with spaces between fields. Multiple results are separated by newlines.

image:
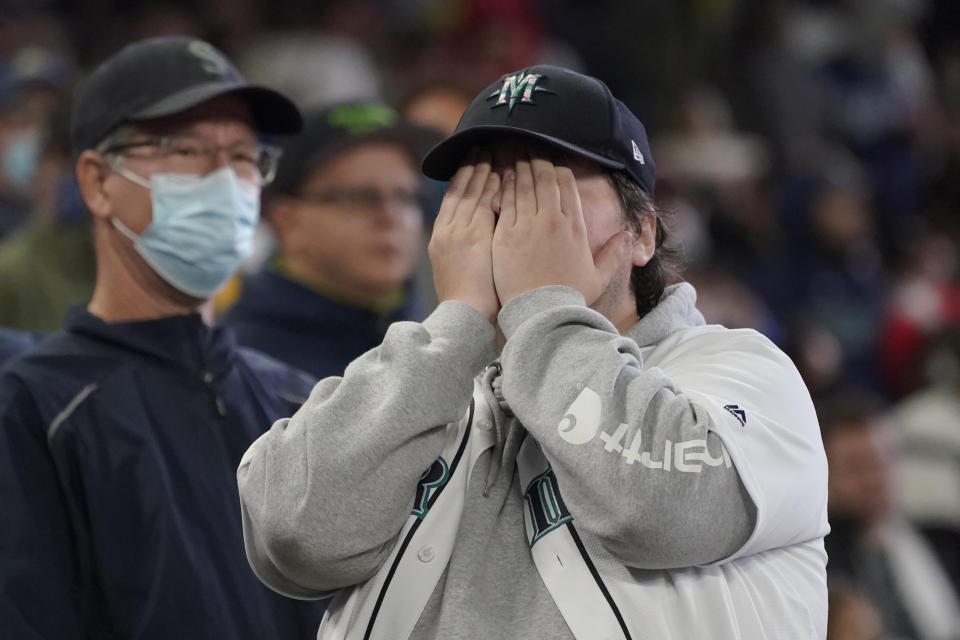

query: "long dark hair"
xmin=608 ymin=170 xmax=684 ymax=318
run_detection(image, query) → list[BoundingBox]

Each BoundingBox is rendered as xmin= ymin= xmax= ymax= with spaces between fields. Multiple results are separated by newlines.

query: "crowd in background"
xmin=2 ymin=0 xmax=960 ymax=638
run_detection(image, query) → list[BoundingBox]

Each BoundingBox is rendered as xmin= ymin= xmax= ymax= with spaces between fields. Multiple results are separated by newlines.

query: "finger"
xmin=476 ymin=170 xmax=501 ymax=222
xmin=593 ymin=230 xmax=633 ymax=285
xmin=435 ymin=148 xmax=479 ymax=226
xmin=456 ymin=150 xmax=493 ymax=223
xmin=514 ymin=154 xmax=537 ymax=220
xmin=499 ymin=170 xmax=517 ymax=228
xmin=556 ymin=163 xmax=584 ymax=227
xmin=447 ymin=147 xmax=480 ymax=197
xmin=530 ymin=151 xmax=561 ymax=217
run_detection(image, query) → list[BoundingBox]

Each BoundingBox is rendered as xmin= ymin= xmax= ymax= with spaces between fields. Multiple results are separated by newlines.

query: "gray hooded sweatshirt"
xmin=238 ymin=284 xmax=828 ymax=639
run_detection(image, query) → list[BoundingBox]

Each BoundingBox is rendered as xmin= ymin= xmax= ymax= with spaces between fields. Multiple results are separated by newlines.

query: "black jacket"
xmin=0 ymin=306 xmax=326 ymax=639
xmin=222 ymin=267 xmax=424 ymax=380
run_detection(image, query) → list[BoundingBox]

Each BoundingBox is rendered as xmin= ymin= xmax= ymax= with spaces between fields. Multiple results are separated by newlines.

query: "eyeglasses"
xmin=297 ymin=186 xmax=423 ymax=212
xmin=102 ymin=134 xmax=283 ymax=186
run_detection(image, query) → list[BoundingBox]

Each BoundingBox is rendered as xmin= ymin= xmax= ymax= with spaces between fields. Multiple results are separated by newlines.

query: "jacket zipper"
xmin=202 ymin=369 xmax=227 ymax=418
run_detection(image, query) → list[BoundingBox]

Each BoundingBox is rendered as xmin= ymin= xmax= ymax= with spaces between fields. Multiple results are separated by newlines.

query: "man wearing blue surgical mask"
xmin=0 ymin=37 xmax=326 ymax=639
xmin=83 ymin=95 xmax=269 ymax=310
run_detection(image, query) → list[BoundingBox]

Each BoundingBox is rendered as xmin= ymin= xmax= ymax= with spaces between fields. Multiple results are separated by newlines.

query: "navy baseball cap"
xmin=271 ymin=101 xmax=443 ymax=195
xmin=422 ymin=64 xmax=656 ymax=195
xmin=70 ymin=36 xmax=302 ymax=154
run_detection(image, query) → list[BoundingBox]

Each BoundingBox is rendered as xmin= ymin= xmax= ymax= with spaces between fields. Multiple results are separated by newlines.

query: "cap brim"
xmin=421 ymin=125 xmax=625 ymax=181
xmin=130 ymin=81 xmax=303 ymax=135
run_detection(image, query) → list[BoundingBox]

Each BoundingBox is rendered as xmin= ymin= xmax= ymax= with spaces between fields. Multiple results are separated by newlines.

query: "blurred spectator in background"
xmin=653 ymin=85 xmax=783 ymax=343
xmin=0 ymin=36 xmax=325 ymax=638
xmin=788 ymin=159 xmax=887 ymax=392
xmin=879 ymin=228 xmax=960 ymax=399
xmin=0 ymin=93 xmax=96 ymax=331
xmin=237 ymin=31 xmax=381 ymax=109
xmin=827 ymin=582 xmax=884 ymax=640
xmin=893 ymin=324 xmax=960 ymax=595
xmin=222 ymin=102 xmax=440 ymax=379
xmin=821 ymin=389 xmax=960 ymax=640
xmin=398 ymin=75 xmax=476 ymax=216
xmin=0 ymin=44 xmax=73 ymax=237
xmin=399 ymin=79 xmax=475 ymax=138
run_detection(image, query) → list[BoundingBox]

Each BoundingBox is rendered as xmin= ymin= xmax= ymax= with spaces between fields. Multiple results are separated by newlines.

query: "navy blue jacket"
xmin=222 ymin=268 xmax=425 ymax=380
xmin=0 ymin=327 xmax=42 ymax=366
xmin=0 ymin=306 xmax=326 ymax=639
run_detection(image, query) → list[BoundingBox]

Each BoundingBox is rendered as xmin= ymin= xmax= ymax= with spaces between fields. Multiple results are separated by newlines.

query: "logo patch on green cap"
xmin=327 ymin=103 xmax=398 ymax=135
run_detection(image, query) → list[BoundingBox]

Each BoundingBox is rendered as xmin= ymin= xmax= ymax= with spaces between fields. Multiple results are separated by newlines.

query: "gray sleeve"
xmin=498 ymin=286 xmax=756 ymax=569
xmin=238 ymin=301 xmax=498 ymax=598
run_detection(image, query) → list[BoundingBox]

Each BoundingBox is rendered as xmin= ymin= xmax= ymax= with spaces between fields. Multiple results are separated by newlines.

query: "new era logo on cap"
xmin=632 ymin=140 xmax=645 ymax=165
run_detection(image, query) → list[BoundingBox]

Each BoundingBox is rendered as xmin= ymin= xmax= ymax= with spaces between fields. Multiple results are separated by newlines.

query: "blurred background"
xmin=1 ymin=1 xmax=959 ymax=638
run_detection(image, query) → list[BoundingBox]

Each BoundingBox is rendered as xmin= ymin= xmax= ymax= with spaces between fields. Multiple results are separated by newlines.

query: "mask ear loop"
xmin=105 ymin=161 xmax=152 ymax=239
xmin=110 ymin=216 xmax=142 ymax=242
xmin=111 ymin=164 xmax=152 ymax=189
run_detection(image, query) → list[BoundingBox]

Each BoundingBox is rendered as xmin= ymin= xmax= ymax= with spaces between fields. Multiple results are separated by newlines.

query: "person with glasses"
xmin=221 ymin=102 xmax=441 ymax=379
xmin=0 ymin=36 xmax=326 ymax=638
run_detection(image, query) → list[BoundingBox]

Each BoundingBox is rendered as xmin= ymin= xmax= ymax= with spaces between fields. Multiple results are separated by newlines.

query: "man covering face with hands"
xmin=239 ymin=65 xmax=830 ymax=640
xmin=430 ymin=142 xmax=650 ymax=331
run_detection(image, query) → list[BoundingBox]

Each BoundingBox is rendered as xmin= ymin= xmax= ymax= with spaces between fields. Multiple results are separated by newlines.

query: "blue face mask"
xmin=112 ymin=166 xmax=260 ymax=298
xmin=2 ymin=128 xmax=41 ymax=190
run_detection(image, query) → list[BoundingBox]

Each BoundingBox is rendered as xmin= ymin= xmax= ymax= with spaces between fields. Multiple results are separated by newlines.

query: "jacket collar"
xmin=232 ymin=269 xmax=423 ymax=329
xmin=64 ymin=304 xmax=235 ymax=375
xmin=625 ymin=283 xmax=705 ymax=348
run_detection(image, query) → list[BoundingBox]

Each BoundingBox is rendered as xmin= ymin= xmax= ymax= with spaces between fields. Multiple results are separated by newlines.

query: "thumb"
xmin=593 ymin=230 xmax=633 ymax=282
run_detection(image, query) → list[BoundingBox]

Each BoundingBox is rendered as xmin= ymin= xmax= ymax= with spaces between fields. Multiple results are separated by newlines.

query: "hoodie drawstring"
xmin=481 ymin=362 xmax=507 ymax=497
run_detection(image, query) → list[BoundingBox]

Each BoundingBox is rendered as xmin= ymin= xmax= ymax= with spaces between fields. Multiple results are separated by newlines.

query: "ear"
xmin=631 ymin=212 xmax=657 ymax=267
xmin=75 ymin=150 xmax=113 ymax=220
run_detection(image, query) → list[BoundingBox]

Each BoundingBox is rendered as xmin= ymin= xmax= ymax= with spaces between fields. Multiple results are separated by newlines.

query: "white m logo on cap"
xmin=631 ymin=140 xmax=645 ymax=165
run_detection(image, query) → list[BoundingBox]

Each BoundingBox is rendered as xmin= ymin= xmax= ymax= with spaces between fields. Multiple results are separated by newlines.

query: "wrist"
xmin=498 ymin=285 xmax=586 ymax=338
xmin=437 ymin=298 xmax=496 ymax=325
xmin=424 ymin=300 xmax=500 ymax=368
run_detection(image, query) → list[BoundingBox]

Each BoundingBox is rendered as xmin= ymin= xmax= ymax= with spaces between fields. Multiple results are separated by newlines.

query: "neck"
xmin=588 ymin=261 xmax=640 ymax=335
xmin=88 ymin=221 xmax=208 ymax=323
xmin=592 ymin=290 xmax=639 ymax=335
xmin=611 ymin=306 xmax=640 ymax=335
